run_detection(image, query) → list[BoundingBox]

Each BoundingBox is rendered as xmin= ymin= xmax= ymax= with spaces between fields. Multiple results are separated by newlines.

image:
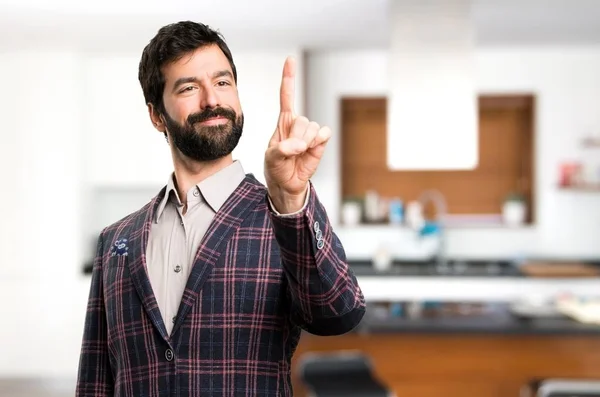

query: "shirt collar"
xmin=155 ymin=160 xmax=246 ymax=223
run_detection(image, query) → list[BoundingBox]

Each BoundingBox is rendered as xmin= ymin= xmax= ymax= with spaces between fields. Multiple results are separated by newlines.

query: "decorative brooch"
xmin=110 ymin=238 xmax=129 ymax=257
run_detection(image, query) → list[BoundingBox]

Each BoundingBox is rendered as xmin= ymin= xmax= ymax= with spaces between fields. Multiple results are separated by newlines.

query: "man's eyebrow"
xmin=213 ymin=70 xmax=233 ymax=80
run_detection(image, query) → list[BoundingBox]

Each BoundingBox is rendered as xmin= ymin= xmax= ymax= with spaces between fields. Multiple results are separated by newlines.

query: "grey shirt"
xmin=146 ymin=160 xmax=309 ymax=335
xmin=146 ymin=160 xmax=247 ymax=335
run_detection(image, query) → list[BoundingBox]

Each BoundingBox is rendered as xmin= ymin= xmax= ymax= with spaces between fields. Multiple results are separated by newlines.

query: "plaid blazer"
xmin=76 ymin=174 xmax=366 ymax=397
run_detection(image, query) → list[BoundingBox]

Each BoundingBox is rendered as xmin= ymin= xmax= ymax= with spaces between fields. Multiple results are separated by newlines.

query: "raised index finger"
xmin=279 ymin=56 xmax=296 ymax=115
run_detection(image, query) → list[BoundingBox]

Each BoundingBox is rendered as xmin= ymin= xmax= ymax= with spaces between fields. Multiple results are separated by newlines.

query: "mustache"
xmin=187 ymin=107 xmax=237 ymax=125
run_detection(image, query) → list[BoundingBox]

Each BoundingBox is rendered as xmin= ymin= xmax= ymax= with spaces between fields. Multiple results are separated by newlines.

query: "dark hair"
xmin=138 ymin=21 xmax=238 ymax=113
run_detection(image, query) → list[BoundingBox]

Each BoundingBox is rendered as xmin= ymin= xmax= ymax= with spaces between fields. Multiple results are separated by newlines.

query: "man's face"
xmin=156 ymin=44 xmax=243 ymax=162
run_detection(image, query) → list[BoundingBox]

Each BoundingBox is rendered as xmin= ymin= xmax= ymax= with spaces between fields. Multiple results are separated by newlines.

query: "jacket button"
xmin=317 ymin=239 xmax=325 ymax=250
xmin=165 ymin=348 xmax=174 ymax=362
xmin=313 ymin=221 xmax=320 ymax=232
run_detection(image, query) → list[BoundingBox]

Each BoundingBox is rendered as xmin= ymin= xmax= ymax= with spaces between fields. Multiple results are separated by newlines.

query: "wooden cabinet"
xmin=291 ymin=332 xmax=600 ymax=397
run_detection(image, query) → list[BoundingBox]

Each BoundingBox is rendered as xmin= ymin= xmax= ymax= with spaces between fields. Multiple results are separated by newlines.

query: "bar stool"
xmin=297 ymin=351 xmax=395 ymax=397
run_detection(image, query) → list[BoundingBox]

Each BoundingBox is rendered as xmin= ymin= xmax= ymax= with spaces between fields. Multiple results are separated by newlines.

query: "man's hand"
xmin=264 ymin=56 xmax=332 ymax=214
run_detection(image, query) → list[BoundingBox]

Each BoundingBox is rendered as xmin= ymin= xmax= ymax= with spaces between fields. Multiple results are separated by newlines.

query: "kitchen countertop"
xmin=357 ymin=302 xmax=600 ymax=335
xmin=349 ymin=258 xmax=600 ymax=278
xmin=83 ymin=256 xmax=600 ymax=278
xmin=350 ymin=259 xmax=520 ymax=277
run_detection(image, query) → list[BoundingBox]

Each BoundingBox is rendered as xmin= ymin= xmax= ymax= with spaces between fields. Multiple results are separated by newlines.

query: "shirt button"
xmin=172 ymin=316 xmax=176 ymax=324
xmin=174 ymin=265 xmax=182 ymax=273
xmin=313 ymin=221 xmax=320 ymax=232
xmin=317 ymin=239 xmax=325 ymax=250
xmin=165 ymin=348 xmax=174 ymax=362
xmin=193 ymin=190 xmax=200 ymax=197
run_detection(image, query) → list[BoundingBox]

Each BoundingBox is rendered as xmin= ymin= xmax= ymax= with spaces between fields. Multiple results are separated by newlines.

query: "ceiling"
xmin=1 ymin=0 xmax=600 ymax=52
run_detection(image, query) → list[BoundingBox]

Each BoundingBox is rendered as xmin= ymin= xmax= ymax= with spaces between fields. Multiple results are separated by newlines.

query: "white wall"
xmin=0 ymin=47 xmax=303 ymax=378
xmin=307 ymin=46 xmax=600 ymax=260
xmin=0 ymin=50 xmax=88 ymax=379
xmin=2 ymin=42 xmax=600 ymax=379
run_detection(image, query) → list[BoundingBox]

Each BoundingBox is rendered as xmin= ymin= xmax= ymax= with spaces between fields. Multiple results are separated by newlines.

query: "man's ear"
xmin=148 ymin=103 xmax=166 ymax=133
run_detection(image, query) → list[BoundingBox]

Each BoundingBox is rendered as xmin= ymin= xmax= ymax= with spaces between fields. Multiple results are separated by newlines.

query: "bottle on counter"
xmin=364 ymin=190 xmax=380 ymax=223
xmin=388 ymin=197 xmax=404 ymax=225
xmin=405 ymin=200 xmax=425 ymax=231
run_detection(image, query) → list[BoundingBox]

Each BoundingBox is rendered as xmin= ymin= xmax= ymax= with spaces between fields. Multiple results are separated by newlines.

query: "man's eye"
xmin=217 ymin=81 xmax=230 ymax=86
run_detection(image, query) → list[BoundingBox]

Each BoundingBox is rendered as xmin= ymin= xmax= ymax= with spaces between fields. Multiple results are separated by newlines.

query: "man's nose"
xmin=200 ymin=85 xmax=220 ymax=109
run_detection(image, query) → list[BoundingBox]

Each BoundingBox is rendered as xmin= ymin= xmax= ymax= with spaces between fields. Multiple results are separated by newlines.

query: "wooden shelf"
xmin=582 ymin=137 xmax=600 ymax=148
xmin=558 ymin=183 xmax=600 ymax=191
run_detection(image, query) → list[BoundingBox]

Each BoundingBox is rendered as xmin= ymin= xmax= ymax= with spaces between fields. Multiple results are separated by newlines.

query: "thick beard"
xmin=163 ymin=107 xmax=243 ymax=162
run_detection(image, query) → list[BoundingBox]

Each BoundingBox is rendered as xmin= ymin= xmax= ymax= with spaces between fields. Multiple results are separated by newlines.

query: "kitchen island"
xmin=290 ymin=302 xmax=600 ymax=397
xmin=348 ymin=258 xmax=600 ymax=302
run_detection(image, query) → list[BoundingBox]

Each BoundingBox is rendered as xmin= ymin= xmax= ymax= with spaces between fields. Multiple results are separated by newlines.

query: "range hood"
xmin=387 ymin=0 xmax=479 ymax=170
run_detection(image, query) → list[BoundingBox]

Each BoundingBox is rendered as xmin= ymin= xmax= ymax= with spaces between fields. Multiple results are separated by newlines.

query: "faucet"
xmin=416 ymin=189 xmax=449 ymax=273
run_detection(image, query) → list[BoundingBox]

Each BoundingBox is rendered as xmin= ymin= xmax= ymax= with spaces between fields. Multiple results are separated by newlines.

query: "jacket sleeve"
xmin=76 ymin=231 xmax=114 ymax=396
xmin=268 ymin=182 xmax=366 ymax=336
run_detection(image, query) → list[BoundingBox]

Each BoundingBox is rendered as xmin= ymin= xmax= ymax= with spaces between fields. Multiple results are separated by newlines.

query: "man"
xmin=76 ymin=21 xmax=365 ymax=396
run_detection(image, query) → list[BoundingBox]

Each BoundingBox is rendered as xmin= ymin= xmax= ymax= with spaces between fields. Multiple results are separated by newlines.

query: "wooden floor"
xmin=0 ymin=379 xmax=75 ymax=397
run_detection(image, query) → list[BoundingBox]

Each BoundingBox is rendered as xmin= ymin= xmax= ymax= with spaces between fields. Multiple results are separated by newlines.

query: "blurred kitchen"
xmin=1 ymin=0 xmax=600 ymax=396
